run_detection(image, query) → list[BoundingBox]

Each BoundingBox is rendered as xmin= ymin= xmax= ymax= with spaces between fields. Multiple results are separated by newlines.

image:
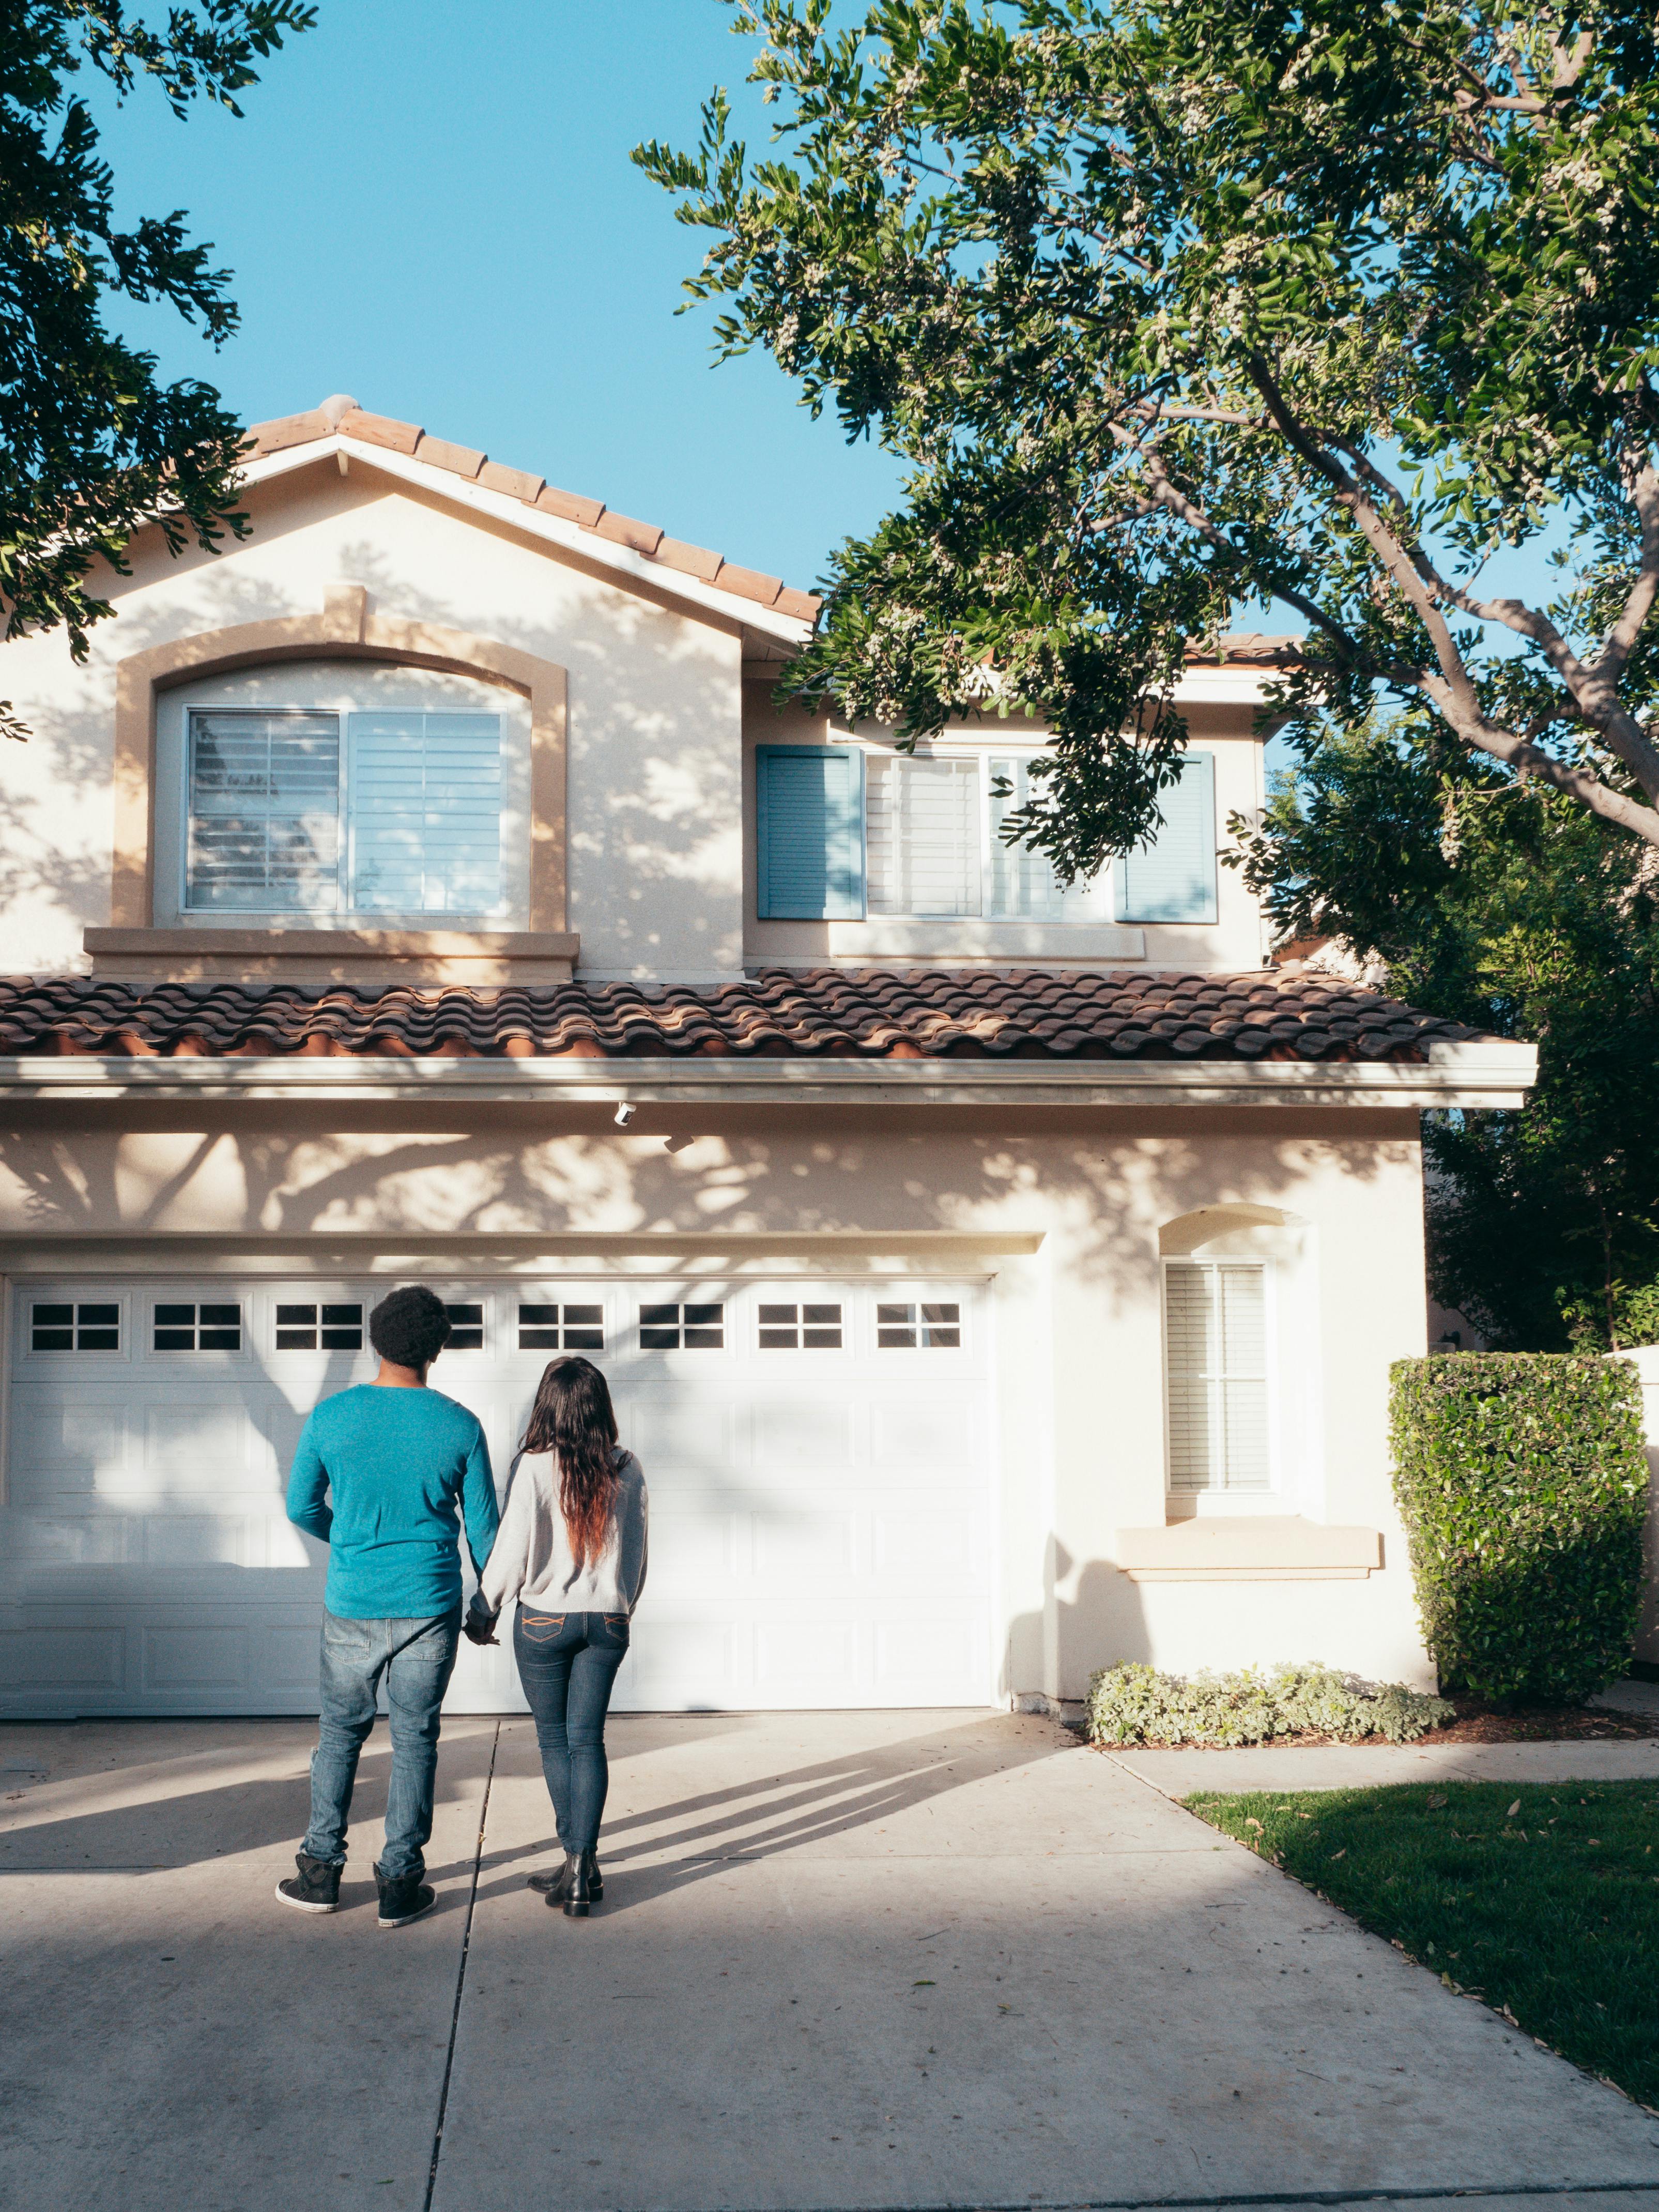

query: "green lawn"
xmin=1185 ymin=1780 xmax=1659 ymax=2110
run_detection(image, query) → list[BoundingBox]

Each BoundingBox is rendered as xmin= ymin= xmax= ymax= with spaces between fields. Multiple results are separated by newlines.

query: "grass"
xmin=1185 ymin=1780 xmax=1659 ymax=2110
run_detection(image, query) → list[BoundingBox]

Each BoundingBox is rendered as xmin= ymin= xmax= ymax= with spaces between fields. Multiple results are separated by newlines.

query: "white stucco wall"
xmin=0 ymin=465 xmax=746 ymax=981
xmin=0 ymin=1099 xmax=1433 ymax=1694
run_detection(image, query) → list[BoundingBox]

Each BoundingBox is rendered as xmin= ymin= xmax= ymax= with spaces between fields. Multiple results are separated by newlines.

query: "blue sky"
xmin=96 ymin=0 xmax=905 ymax=598
xmin=96 ymin=0 xmax=1567 ymax=641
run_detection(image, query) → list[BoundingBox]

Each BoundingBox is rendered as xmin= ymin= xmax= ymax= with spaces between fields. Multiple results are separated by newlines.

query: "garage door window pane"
xmin=152 ymin=1301 xmax=242 ymax=1352
xmin=877 ymin=1302 xmax=961 ymax=1348
xmin=31 ymin=1300 xmax=119 ymax=1353
xmin=639 ymin=1302 xmax=724 ymax=1350
xmin=275 ymin=1302 xmax=364 ymax=1351
xmin=518 ymin=1303 xmax=605 ymax=1351
xmin=444 ymin=1303 xmax=485 ymax=1350
xmin=758 ymin=1302 xmax=843 ymax=1349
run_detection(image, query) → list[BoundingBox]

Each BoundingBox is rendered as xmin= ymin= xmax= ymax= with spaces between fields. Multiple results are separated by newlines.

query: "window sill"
xmin=756 ymin=918 xmax=1148 ymax=961
xmin=84 ymin=926 xmax=579 ymax=986
xmin=1113 ymin=1516 xmax=1384 ymax=1581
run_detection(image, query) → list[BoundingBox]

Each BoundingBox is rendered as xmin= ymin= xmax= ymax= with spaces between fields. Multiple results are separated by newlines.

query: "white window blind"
xmin=186 ymin=711 xmax=341 ymax=911
xmin=867 ymin=756 xmax=982 ymax=916
xmin=348 ymin=713 xmax=502 ymax=914
xmin=988 ymin=756 xmax=1110 ymax=921
xmin=1164 ymin=1261 xmax=1271 ymax=1492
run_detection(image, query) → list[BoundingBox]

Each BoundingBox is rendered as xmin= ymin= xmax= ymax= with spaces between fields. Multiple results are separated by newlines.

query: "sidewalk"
xmin=4 ymin=1709 xmax=1658 ymax=2212
xmin=1104 ymin=1733 xmax=1659 ymax=1798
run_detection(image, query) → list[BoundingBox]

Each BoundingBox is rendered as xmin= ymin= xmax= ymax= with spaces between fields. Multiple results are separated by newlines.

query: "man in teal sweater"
xmin=279 ymin=1285 xmax=499 ymax=1928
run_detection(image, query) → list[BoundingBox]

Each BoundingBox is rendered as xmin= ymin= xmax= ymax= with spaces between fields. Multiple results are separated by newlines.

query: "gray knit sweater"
xmin=472 ymin=1448 xmax=648 ymax=1621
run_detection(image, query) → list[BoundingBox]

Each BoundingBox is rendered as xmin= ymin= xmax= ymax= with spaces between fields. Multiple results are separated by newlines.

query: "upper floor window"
xmin=186 ymin=709 xmax=503 ymax=916
xmin=755 ymin=744 xmax=1217 ymax=925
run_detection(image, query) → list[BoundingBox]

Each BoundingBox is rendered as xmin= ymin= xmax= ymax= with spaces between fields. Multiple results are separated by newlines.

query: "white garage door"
xmin=0 ymin=1275 xmax=995 ymax=1715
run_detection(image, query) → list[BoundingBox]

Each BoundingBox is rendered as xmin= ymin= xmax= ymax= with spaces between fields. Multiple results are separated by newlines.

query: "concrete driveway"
xmin=3 ymin=1709 xmax=1658 ymax=2212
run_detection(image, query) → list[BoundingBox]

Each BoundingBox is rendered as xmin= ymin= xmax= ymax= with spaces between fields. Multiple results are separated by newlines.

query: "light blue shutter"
xmin=1115 ymin=750 xmax=1218 ymax=924
xmin=756 ymin=745 xmax=866 ymax=919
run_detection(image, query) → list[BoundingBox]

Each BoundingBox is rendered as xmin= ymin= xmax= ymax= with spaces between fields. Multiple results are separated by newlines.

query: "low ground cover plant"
xmin=1084 ymin=1662 xmax=1453 ymax=1747
xmin=1187 ymin=1781 xmax=1659 ymax=2110
xmin=1391 ymin=1355 xmax=1647 ymax=1706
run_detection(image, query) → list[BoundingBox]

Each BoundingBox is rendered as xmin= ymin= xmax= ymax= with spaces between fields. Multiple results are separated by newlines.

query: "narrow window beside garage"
xmin=758 ymin=1302 xmax=843 ymax=1349
xmin=518 ymin=1303 xmax=604 ymax=1351
xmin=152 ymin=1302 xmax=242 ymax=1352
xmin=1163 ymin=1261 xmax=1270 ymax=1491
xmin=639 ymin=1303 xmax=724 ymax=1350
xmin=30 ymin=1301 xmax=119 ymax=1352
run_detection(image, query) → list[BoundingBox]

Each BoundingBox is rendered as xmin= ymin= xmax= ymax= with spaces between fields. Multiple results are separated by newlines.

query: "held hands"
xmin=463 ymin=1605 xmax=500 ymax=1648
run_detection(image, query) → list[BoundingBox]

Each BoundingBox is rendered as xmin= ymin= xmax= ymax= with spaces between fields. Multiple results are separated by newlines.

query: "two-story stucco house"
xmin=0 ymin=393 xmax=1534 ymax=1718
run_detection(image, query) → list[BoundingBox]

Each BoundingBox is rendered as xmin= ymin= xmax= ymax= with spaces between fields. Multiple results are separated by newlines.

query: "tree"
xmin=0 ymin=2 xmax=314 ymax=733
xmin=637 ymin=1 xmax=1659 ymax=876
xmin=1234 ymin=712 xmax=1659 ymax=1350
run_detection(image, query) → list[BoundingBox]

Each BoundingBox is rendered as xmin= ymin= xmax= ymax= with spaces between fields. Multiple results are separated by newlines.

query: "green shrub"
xmin=1390 ymin=1354 xmax=1648 ymax=1707
xmin=1084 ymin=1661 xmax=1453 ymax=1747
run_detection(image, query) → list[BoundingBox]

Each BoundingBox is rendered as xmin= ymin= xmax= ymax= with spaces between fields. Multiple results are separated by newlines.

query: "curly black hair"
xmin=368 ymin=1286 xmax=453 ymax=1370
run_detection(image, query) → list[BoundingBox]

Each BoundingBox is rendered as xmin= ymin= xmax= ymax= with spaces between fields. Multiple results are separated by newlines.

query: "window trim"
xmin=111 ymin=589 xmax=570 ymax=934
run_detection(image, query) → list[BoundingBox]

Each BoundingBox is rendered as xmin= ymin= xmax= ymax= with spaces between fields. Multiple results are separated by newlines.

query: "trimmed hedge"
xmin=1390 ymin=1354 xmax=1648 ymax=1706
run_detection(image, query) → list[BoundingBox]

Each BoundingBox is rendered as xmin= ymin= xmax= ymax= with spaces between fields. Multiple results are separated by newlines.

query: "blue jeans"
xmin=302 ymin=1607 xmax=462 ymax=1882
xmin=514 ymin=1609 xmax=629 ymax=1854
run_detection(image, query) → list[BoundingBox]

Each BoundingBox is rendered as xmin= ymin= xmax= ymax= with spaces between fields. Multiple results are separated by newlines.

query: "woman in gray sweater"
xmin=465 ymin=1356 xmax=647 ymax=1915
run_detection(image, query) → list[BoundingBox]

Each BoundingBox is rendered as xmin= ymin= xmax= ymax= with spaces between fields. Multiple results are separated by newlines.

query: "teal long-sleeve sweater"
xmin=286 ymin=1384 xmax=499 ymax=1620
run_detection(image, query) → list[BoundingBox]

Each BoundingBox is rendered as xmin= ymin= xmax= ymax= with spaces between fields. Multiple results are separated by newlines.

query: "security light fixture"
xmin=613 ymin=1102 xmax=635 ymax=1128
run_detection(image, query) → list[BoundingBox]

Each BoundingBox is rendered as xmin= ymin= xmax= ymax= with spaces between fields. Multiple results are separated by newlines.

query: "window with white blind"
xmin=1163 ymin=1260 xmax=1272 ymax=1493
xmin=864 ymin=752 xmax=1111 ymax=921
xmin=185 ymin=708 xmax=503 ymax=917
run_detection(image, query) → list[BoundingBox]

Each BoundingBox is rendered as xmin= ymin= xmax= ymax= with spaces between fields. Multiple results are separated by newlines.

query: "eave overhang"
xmin=0 ymin=1041 xmax=1538 ymax=1111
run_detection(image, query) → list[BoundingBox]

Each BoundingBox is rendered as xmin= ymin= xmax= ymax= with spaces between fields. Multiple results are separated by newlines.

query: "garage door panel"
xmin=5 ymin=1275 xmax=995 ymax=1714
xmin=0 ymin=1625 xmax=125 ymax=1693
xmin=144 ymin=1624 xmax=250 ymax=1693
xmin=871 ymin=1397 xmax=981 ymax=1468
xmin=625 ymin=1398 xmax=739 ymax=1470
xmin=751 ymin=1508 xmax=859 ymax=1579
xmin=752 ymin=1401 xmax=856 ymax=1469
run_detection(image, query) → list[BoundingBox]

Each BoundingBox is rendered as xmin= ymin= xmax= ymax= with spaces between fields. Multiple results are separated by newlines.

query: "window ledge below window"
xmin=84 ymin=926 xmax=579 ymax=986
xmin=1114 ymin=1516 xmax=1384 ymax=1581
xmin=755 ymin=920 xmax=1149 ymax=961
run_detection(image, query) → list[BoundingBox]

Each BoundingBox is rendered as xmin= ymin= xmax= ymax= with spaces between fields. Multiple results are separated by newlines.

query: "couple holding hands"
xmin=276 ymin=1285 xmax=648 ymax=1927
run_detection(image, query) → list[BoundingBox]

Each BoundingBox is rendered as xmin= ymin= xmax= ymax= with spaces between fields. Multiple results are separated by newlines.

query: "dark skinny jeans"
xmin=513 ymin=1608 xmax=629 ymax=1854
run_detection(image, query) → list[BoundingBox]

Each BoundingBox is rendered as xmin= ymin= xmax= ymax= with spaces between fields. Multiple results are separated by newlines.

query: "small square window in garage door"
xmin=443 ymin=1302 xmax=485 ymax=1350
xmin=152 ymin=1302 xmax=241 ymax=1351
xmin=877 ymin=1302 xmax=961 ymax=1348
xmin=30 ymin=1301 xmax=120 ymax=1353
xmin=758 ymin=1302 xmax=843 ymax=1349
xmin=639 ymin=1302 xmax=724 ymax=1350
xmin=275 ymin=1302 xmax=363 ymax=1351
xmin=518 ymin=1303 xmax=604 ymax=1351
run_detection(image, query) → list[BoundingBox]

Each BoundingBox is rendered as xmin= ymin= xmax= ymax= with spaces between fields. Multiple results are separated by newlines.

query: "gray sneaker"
xmin=276 ymin=1851 xmax=341 ymax=1914
xmin=376 ymin=1872 xmax=436 ymax=1929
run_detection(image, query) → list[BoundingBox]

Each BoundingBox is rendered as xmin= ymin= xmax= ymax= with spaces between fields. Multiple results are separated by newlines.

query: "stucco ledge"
xmin=1114 ymin=1517 xmax=1384 ymax=1581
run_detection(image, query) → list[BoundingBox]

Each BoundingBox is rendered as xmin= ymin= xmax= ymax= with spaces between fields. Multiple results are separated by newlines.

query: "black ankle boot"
xmin=581 ymin=1847 xmax=603 ymax=1900
xmin=547 ymin=1850 xmax=590 ymax=1917
xmin=528 ymin=1855 xmax=574 ymax=1899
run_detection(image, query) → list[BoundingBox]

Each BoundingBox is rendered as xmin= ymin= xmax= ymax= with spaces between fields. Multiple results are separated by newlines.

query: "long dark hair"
xmin=519 ymin=1356 xmax=620 ymax=1565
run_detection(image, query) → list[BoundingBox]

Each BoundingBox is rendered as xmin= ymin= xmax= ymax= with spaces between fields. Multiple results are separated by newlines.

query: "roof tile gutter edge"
xmin=0 ymin=1045 xmax=1538 ymax=1111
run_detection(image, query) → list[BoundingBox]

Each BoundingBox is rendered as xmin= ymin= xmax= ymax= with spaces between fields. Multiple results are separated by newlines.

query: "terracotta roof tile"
xmin=0 ymin=970 xmax=1481 ymax=1063
xmin=252 ymin=397 xmax=824 ymax=623
xmin=412 ymin=433 xmax=486 ymax=480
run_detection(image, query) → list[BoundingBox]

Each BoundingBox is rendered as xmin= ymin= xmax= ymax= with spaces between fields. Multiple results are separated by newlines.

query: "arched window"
xmin=155 ymin=659 xmax=533 ymax=928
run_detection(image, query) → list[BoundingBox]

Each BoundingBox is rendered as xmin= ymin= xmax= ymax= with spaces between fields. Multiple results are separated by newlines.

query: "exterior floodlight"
xmin=613 ymin=1102 xmax=635 ymax=1128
